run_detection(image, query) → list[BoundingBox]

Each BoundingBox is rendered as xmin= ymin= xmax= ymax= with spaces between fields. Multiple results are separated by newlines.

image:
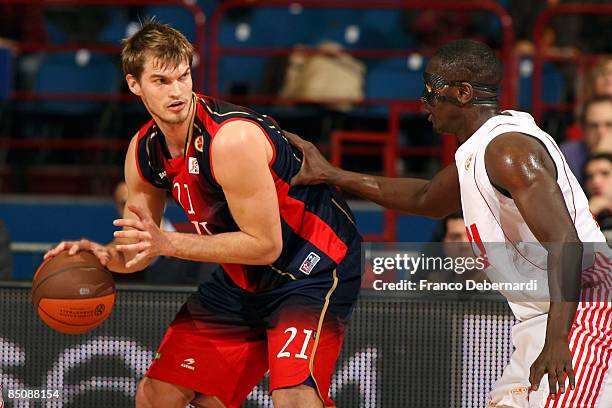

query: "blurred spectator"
xmin=430 ymin=212 xmax=487 ymax=284
xmin=511 ymin=0 xmax=612 ymax=55
xmin=583 ymin=153 xmax=612 ymax=241
xmin=509 ymin=0 xmax=582 ymax=56
xmin=561 ymin=96 xmax=612 ymax=184
xmin=582 ymin=56 xmax=612 ymax=103
xmin=565 ymin=56 xmax=612 ymax=143
xmin=0 ymin=219 xmax=12 ymax=280
xmin=113 ymin=181 xmax=214 ymax=284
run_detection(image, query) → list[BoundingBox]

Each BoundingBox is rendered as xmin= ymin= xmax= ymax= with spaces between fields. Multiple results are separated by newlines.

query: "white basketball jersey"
xmin=455 ymin=110 xmax=606 ymax=321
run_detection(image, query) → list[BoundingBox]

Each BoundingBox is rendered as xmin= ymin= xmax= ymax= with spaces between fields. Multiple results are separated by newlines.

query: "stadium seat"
xmin=518 ymin=58 xmax=564 ymax=109
xmin=28 ymin=52 xmax=120 ymax=115
xmin=218 ymin=56 xmax=268 ymax=95
xmin=360 ymin=9 xmax=416 ymax=49
xmin=366 ymin=57 xmax=426 ymax=100
xmin=98 ymin=7 xmax=130 ymax=44
xmin=145 ymin=6 xmax=196 ymax=43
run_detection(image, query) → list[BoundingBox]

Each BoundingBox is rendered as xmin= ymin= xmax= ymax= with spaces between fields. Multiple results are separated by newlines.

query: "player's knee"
xmin=135 ymin=378 xmax=153 ymax=408
xmin=136 ymin=377 xmax=194 ymax=408
xmin=272 ymin=385 xmax=323 ymax=408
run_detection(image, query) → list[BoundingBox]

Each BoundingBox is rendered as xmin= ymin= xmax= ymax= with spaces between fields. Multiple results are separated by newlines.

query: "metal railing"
xmin=6 ymin=0 xmax=206 ymax=94
xmin=532 ymin=3 xmax=612 ymax=124
xmin=209 ymin=0 xmax=517 ymax=109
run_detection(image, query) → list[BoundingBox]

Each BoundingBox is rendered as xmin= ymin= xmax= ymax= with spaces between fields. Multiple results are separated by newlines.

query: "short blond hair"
xmin=121 ymin=20 xmax=194 ymax=79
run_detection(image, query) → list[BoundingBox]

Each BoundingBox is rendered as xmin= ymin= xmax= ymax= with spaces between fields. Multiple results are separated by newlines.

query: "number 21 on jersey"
xmin=173 ymin=182 xmax=213 ymax=235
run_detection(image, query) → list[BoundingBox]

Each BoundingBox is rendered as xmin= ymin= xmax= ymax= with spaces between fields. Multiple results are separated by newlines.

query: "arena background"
xmin=0 ymin=284 xmax=515 ymax=408
xmin=1 ymin=1 xmax=611 ymax=407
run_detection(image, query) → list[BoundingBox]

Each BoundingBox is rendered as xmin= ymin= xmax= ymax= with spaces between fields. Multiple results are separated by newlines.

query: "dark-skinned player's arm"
xmin=485 ymin=132 xmax=581 ymax=400
xmin=113 ymin=121 xmax=283 ymax=267
xmin=44 ymin=134 xmax=167 ymax=273
xmin=283 ymin=130 xmax=460 ymax=218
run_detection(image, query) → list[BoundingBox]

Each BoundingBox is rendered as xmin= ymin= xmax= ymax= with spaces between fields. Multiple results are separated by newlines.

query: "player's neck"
xmin=457 ymin=106 xmax=499 ymax=143
xmin=156 ymin=98 xmax=196 ymax=158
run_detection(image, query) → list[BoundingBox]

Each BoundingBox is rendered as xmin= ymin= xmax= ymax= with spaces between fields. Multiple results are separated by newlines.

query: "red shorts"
xmin=147 ymin=306 xmax=344 ymax=407
xmin=145 ymin=255 xmax=361 ymax=408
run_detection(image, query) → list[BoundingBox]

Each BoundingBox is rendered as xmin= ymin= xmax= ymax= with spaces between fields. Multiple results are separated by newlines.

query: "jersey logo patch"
xmin=464 ymin=153 xmax=474 ymax=171
xmin=511 ymin=386 xmax=528 ymax=395
xmin=194 ymin=135 xmax=204 ymax=152
xmin=299 ymin=252 xmax=321 ymax=275
xmin=188 ymin=157 xmax=200 ymax=175
xmin=180 ymin=357 xmax=196 ymax=371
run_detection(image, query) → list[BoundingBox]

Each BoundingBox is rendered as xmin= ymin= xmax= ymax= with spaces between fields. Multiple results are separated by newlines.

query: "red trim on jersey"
xmin=221 ymin=263 xmax=258 ymax=292
xmin=544 ymin=288 xmax=612 ymax=408
xmin=208 ymin=117 xmax=277 ymax=185
xmin=273 ymin=173 xmax=347 ymax=264
xmin=134 ymin=119 xmax=155 ymax=185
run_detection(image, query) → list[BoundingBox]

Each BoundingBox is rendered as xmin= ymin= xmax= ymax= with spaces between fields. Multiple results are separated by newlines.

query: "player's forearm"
xmin=325 ymin=168 xmax=444 ymax=216
xmin=546 ymin=301 xmax=579 ymax=340
xmin=544 ymin=240 xmax=582 ymax=340
xmin=164 ymin=231 xmax=281 ymax=265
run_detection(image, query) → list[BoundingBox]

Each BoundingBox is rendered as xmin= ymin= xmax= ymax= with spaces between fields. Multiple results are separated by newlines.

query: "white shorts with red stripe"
xmin=489 ymin=287 xmax=612 ymax=408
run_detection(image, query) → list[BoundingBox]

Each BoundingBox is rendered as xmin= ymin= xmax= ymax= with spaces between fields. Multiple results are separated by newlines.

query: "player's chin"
xmin=162 ymin=111 xmax=189 ymax=125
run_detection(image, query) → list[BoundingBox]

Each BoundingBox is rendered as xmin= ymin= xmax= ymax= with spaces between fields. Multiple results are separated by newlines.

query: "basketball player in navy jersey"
xmin=45 ymin=21 xmax=361 ymax=408
xmin=286 ymin=40 xmax=612 ymax=407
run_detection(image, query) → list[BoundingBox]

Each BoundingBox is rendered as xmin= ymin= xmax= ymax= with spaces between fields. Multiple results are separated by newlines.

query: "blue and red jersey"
xmin=135 ymin=94 xmax=361 ymax=292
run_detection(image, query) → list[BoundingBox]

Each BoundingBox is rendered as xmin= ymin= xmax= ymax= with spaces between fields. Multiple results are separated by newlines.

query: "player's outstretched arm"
xmin=485 ymin=132 xmax=581 ymax=400
xmin=283 ymin=130 xmax=460 ymax=218
xmin=114 ymin=121 xmax=282 ymax=266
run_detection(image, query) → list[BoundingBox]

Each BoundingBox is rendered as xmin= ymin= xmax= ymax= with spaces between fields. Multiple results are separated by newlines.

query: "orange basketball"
xmin=32 ymin=251 xmax=116 ymax=334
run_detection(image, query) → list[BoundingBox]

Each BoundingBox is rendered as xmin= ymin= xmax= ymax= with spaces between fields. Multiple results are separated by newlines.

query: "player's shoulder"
xmin=197 ymin=94 xmax=257 ymax=122
xmin=485 ymin=131 xmax=546 ymax=160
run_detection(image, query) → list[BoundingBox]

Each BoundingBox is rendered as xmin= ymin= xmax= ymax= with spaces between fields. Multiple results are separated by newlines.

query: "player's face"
xmin=127 ymin=57 xmax=193 ymax=125
xmin=421 ymin=60 xmax=460 ymax=134
xmin=584 ymin=159 xmax=612 ymax=197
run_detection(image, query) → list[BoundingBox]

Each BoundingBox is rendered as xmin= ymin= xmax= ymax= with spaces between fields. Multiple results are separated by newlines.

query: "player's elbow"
xmin=256 ymin=234 xmax=283 ymax=265
xmin=424 ymin=206 xmax=456 ymax=220
xmin=261 ymin=239 xmax=283 ymax=264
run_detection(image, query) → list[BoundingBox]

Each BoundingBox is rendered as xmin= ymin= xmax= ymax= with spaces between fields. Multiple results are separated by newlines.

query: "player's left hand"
xmin=112 ymin=204 xmax=173 ymax=268
xmin=529 ymin=337 xmax=575 ymax=399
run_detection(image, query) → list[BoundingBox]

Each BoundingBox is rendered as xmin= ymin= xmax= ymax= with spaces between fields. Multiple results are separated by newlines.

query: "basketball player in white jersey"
xmin=285 ymin=39 xmax=611 ymax=407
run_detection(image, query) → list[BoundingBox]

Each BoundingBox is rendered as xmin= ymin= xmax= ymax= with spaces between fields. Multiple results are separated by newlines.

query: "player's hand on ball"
xmin=43 ymin=239 xmax=116 ymax=267
xmin=283 ymin=130 xmax=337 ymax=186
xmin=529 ymin=337 xmax=575 ymax=399
xmin=113 ymin=204 xmax=172 ymax=268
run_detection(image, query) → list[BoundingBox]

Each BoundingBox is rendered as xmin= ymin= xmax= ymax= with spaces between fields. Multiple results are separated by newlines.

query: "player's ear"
xmin=126 ymin=74 xmax=141 ymax=96
xmin=456 ymin=82 xmax=473 ymax=105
